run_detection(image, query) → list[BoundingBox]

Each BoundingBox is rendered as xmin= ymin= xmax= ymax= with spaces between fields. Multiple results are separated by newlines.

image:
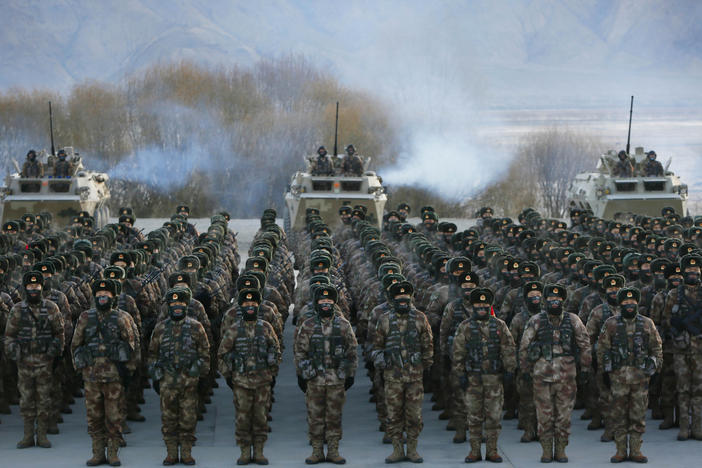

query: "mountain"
xmin=1 ymin=0 xmax=701 ymax=106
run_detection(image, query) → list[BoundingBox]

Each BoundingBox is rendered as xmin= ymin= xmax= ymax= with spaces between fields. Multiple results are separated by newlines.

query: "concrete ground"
xmin=1 ymin=219 xmax=699 ymax=467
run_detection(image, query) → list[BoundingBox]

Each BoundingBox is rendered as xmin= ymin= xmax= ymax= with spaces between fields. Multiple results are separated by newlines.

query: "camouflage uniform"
xmin=148 ymin=315 xmax=209 ymax=460
xmin=71 ymin=306 xmax=137 ymax=462
xmin=519 ymin=310 xmax=591 ymax=460
xmin=452 ymin=315 xmax=516 ymax=461
xmin=662 ymin=284 xmax=702 ymax=439
xmin=597 ymin=311 xmax=662 ymax=460
xmin=294 ymin=312 xmax=357 ymax=461
xmin=218 ymin=317 xmax=280 ymax=460
xmin=372 ymin=305 xmax=433 ymax=459
xmin=4 ymin=297 xmax=65 ymax=446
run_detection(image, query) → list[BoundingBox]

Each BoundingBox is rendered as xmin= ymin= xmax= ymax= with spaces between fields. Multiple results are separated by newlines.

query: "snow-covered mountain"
xmin=2 ymin=0 xmax=701 ymax=106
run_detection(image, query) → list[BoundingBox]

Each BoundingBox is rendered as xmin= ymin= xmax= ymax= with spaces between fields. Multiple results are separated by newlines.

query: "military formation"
xmin=2 ymin=193 xmax=702 ymax=465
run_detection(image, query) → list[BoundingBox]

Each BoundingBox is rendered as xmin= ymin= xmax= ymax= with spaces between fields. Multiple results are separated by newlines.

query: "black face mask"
xmin=653 ymin=277 xmax=667 ymax=290
xmin=26 ymin=289 xmax=42 ymax=304
xmin=684 ymin=272 xmax=700 ymax=286
xmin=640 ymin=270 xmax=652 ymax=284
xmin=621 ymin=303 xmax=638 ymax=319
xmin=627 ymin=270 xmax=639 ymax=281
xmin=242 ymin=305 xmax=258 ymax=321
xmin=473 ymin=306 xmax=490 ymax=321
xmin=95 ymin=295 xmax=113 ymax=311
xmin=461 ymin=287 xmax=473 ymax=300
xmin=316 ymin=302 xmax=334 ymax=318
xmin=669 ymin=278 xmax=682 ymax=289
xmin=546 ymin=299 xmax=563 ymax=316
xmin=510 ymin=275 xmax=522 ymax=288
xmin=526 ymin=296 xmax=542 ymax=313
xmin=169 ymin=304 xmax=186 ymax=321
xmin=606 ymin=291 xmax=619 ymax=306
xmin=395 ymin=300 xmax=411 ymax=314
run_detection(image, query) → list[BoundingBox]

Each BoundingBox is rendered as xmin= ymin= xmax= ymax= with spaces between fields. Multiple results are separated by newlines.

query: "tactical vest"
xmin=447 ymin=299 xmax=468 ymax=356
xmin=600 ymin=302 xmax=613 ymax=327
xmin=158 ymin=318 xmax=199 ymax=374
xmin=17 ymin=301 xmax=55 ymax=355
xmin=671 ymin=285 xmax=702 ymax=338
xmin=464 ymin=317 xmax=502 ymax=374
xmin=386 ymin=310 xmax=422 ymax=368
xmin=528 ymin=312 xmax=576 ymax=362
xmin=230 ymin=319 xmax=270 ymax=373
xmin=83 ymin=309 xmax=129 ymax=362
xmin=309 ymin=315 xmax=345 ymax=372
xmin=610 ymin=315 xmax=648 ymax=370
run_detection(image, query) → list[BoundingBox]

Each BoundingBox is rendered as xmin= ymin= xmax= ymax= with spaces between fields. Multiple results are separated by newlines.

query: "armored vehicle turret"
xmin=566 ymin=146 xmax=688 ymax=219
xmin=1 ymin=147 xmax=111 ymax=227
xmin=284 ymin=153 xmax=387 ymax=230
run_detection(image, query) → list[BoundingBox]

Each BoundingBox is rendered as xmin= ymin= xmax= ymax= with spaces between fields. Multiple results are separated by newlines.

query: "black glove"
xmin=297 ymin=375 xmax=308 ymax=393
xmin=603 ymin=372 xmax=611 ymax=390
xmin=459 ymin=374 xmax=468 ymax=390
xmin=226 ymin=377 xmax=234 ymax=389
xmin=503 ymin=372 xmax=514 ymax=388
xmin=344 ymin=376 xmax=354 ymax=391
xmin=116 ymin=362 xmax=132 ymax=390
xmin=153 ymin=379 xmax=160 ymax=395
xmin=671 ymin=316 xmax=685 ymax=330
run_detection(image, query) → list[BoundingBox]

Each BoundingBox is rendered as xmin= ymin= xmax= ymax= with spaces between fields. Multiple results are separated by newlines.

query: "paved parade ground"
xmin=0 ymin=219 xmax=699 ymax=467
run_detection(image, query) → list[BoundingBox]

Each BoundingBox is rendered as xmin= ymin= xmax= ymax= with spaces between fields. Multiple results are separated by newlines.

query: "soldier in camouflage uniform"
xmin=438 ymin=270 xmax=478 ymax=443
xmin=597 ymin=287 xmax=662 ymax=463
xmin=584 ymin=274 xmax=626 ymax=440
xmin=218 ymin=289 xmax=280 ymax=466
xmin=452 ymin=288 xmax=517 ymax=463
xmin=372 ymin=281 xmax=433 ymax=463
xmin=294 ymin=285 xmax=358 ymax=464
xmin=34 ymin=260 xmax=73 ymax=434
xmin=149 ymin=287 xmax=210 ymax=465
xmin=519 ymin=284 xmax=591 ymax=463
xmin=71 ymin=279 xmax=137 ymax=466
xmin=662 ymin=254 xmax=702 ymax=441
xmin=509 ymin=280 xmax=543 ymax=442
xmin=4 ymin=271 xmax=65 ymax=448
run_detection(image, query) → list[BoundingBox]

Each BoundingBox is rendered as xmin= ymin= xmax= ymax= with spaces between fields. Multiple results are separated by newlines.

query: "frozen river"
xmin=0 ymin=219 xmax=699 ymax=467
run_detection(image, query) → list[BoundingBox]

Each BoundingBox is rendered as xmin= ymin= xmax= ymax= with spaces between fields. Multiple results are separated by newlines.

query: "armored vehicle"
xmin=284 ymin=154 xmax=387 ymax=230
xmin=1 ymin=147 xmax=111 ymax=227
xmin=566 ymin=146 xmax=688 ymax=219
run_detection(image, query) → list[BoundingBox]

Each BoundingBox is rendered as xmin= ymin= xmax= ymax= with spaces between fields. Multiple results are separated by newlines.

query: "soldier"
xmin=519 ymin=284 xmax=591 ymax=463
xmin=21 ymin=150 xmax=44 ymax=178
xmin=509 ymin=280 xmax=543 ymax=443
xmin=149 ymin=288 xmax=210 ymax=465
xmin=295 ymin=285 xmax=358 ymax=464
xmin=642 ymin=150 xmax=664 ymax=177
xmin=662 ymin=254 xmax=702 ymax=441
xmin=612 ymin=150 xmax=634 ymax=177
xmin=341 ymin=145 xmax=364 ymax=176
xmin=54 ymin=149 xmax=72 ymax=177
xmin=452 ymin=288 xmax=517 ymax=463
xmin=218 ymin=289 xmax=280 ymax=466
xmin=598 ymin=287 xmax=662 ymax=463
xmin=3 ymin=271 xmax=65 ymax=448
xmin=584 ymin=274 xmax=626 ymax=440
xmin=372 ymin=281 xmax=433 ymax=463
xmin=310 ymin=146 xmax=335 ymax=176
xmin=71 ymin=279 xmax=137 ymax=466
